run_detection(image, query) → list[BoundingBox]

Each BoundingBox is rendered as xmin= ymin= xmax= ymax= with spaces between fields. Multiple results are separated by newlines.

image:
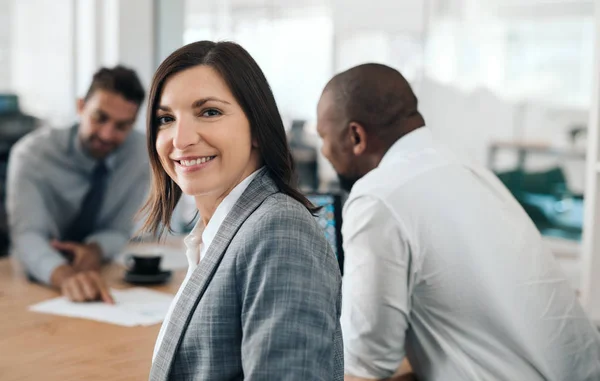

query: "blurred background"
xmin=1 ymin=0 xmax=600 ymax=313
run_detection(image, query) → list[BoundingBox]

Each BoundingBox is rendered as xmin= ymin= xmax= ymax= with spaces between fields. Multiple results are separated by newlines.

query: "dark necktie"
xmin=64 ymin=161 xmax=109 ymax=242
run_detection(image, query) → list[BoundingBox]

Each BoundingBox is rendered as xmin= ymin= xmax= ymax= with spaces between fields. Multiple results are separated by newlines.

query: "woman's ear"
xmin=251 ymin=137 xmax=259 ymax=148
xmin=349 ymin=122 xmax=367 ymax=156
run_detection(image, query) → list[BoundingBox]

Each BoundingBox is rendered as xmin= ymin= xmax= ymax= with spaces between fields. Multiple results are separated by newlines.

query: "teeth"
xmin=180 ymin=156 xmax=213 ymax=167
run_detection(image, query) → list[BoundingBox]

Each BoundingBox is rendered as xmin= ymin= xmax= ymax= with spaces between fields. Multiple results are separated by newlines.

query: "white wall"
xmin=0 ymin=0 xmax=12 ymax=92
xmin=179 ymin=0 xmax=591 ymax=192
xmin=106 ymin=0 xmax=154 ymax=131
xmin=332 ymin=0 xmax=425 ymax=36
xmin=155 ymin=0 xmax=184 ymax=65
xmin=184 ymin=3 xmax=333 ymax=123
xmin=332 ymin=0 xmax=427 ymax=84
xmin=233 ymin=10 xmax=333 ymax=122
xmin=11 ymin=0 xmax=157 ymax=129
xmin=418 ymin=79 xmax=515 ymax=164
xmin=112 ymin=0 xmax=154 ymax=91
xmin=579 ymin=0 xmax=600 ymax=322
xmin=417 ymin=5 xmax=590 ymax=196
xmin=419 ymin=78 xmax=587 ymax=187
xmin=11 ymin=0 xmax=75 ymax=126
xmin=7 ymin=0 xmax=592 ymax=186
xmin=75 ymin=0 xmax=102 ymax=98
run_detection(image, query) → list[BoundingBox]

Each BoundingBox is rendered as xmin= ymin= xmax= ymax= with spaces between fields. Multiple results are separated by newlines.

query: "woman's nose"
xmin=172 ymin=118 xmax=200 ymax=150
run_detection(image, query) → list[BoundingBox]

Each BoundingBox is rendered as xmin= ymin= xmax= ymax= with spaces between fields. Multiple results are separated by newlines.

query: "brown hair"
xmin=84 ymin=65 xmax=145 ymax=106
xmin=139 ymin=41 xmax=316 ymax=238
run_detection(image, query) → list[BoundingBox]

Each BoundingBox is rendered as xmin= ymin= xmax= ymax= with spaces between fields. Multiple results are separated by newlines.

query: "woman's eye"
xmin=202 ymin=109 xmax=222 ymax=117
xmin=156 ymin=116 xmax=173 ymax=125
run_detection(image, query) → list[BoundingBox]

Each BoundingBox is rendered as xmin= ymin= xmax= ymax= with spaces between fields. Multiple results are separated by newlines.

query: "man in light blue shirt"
xmin=6 ymin=66 xmax=149 ymax=303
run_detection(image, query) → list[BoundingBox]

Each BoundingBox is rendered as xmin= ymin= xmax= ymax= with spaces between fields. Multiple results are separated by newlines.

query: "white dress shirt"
xmin=153 ymin=169 xmax=262 ymax=362
xmin=341 ymin=127 xmax=600 ymax=380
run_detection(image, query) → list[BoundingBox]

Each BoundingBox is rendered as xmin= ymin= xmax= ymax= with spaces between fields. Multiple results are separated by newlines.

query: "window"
xmin=184 ymin=3 xmax=333 ymax=122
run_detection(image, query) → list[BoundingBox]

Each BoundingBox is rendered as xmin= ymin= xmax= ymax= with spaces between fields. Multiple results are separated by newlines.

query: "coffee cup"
xmin=126 ymin=254 xmax=162 ymax=275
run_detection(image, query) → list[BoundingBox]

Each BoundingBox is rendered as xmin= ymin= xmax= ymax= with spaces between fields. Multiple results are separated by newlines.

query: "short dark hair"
xmin=325 ymin=63 xmax=424 ymax=138
xmin=140 ymin=40 xmax=316 ymax=238
xmin=84 ymin=65 xmax=145 ymax=106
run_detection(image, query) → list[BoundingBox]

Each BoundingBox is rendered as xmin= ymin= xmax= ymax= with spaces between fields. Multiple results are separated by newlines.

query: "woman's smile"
xmin=172 ymin=155 xmax=218 ymax=174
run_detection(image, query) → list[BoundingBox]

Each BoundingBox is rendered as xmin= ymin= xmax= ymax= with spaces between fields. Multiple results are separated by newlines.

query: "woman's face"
xmin=155 ymin=65 xmax=261 ymax=199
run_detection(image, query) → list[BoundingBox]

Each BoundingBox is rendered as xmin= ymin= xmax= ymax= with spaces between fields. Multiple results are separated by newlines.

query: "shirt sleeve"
xmin=341 ymin=195 xmax=413 ymax=379
xmin=84 ymin=230 xmax=128 ymax=260
xmin=6 ymin=147 xmax=66 ymax=284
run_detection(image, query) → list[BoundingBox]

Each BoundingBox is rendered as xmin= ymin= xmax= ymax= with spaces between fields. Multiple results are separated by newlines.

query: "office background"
xmin=1 ymin=0 xmax=600 ymax=322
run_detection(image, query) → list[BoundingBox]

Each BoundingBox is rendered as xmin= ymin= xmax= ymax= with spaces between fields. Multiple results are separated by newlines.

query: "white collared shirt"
xmin=341 ymin=127 xmax=600 ymax=380
xmin=153 ymin=168 xmax=263 ymax=361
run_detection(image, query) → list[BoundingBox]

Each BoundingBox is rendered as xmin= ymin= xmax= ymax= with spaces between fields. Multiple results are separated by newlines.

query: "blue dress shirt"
xmin=6 ymin=125 xmax=150 ymax=284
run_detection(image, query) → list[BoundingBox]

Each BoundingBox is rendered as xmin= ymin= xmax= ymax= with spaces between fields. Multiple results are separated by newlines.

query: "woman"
xmin=141 ymin=41 xmax=343 ymax=381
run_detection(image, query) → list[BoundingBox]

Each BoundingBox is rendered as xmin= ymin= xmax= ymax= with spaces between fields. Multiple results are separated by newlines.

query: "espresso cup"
xmin=126 ymin=254 xmax=162 ymax=275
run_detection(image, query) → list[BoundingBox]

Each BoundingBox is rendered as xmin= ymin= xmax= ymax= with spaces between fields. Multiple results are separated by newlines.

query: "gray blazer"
xmin=150 ymin=169 xmax=343 ymax=380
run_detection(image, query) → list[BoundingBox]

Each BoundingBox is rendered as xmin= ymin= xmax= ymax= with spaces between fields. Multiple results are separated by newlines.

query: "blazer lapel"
xmin=150 ymin=168 xmax=278 ymax=380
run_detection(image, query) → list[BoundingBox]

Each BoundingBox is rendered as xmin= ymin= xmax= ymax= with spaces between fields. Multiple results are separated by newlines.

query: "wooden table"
xmin=0 ymin=256 xmax=185 ymax=381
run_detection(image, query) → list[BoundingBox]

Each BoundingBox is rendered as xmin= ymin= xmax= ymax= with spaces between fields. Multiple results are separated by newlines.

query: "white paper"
xmin=29 ymin=288 xmax=174 ymax=327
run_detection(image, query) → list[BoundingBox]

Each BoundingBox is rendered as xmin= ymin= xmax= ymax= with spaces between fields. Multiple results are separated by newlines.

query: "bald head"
xmin=316 ymin=64 xmax=426 ymax=191
xmin=323 ymin=63 xmax=424 ymax=140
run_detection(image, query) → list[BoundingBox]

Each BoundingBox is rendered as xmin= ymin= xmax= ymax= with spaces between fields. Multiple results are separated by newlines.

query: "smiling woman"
xmin=153 ymin=64 xmax=260 ymax=215
xmin=140 ymin=41 xmax=343 ymax=381
xmin=141 ymin=41 xmax=320 ymax=237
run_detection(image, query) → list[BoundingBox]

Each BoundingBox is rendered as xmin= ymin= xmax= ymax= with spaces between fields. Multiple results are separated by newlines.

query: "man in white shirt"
xmin=316 ymin=63 xmax=600 ymax=381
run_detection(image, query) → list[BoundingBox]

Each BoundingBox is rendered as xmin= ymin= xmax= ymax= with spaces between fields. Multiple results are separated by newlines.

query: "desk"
xmin=0 ymin=256 xmax=186 ymax=381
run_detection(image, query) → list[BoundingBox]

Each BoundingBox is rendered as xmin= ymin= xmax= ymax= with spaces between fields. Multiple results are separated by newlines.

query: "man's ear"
xmin=76 ymin=98 xmax=85 ymax=116
xmin=348 ymin=122 xmax=368 ymax=156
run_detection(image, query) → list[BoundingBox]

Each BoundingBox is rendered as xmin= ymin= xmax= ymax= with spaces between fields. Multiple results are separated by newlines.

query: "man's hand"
xmin=50 ymin=265 xmax=114 ymax=304
xmin=51 ymin=240 xmax=103 ymax=272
